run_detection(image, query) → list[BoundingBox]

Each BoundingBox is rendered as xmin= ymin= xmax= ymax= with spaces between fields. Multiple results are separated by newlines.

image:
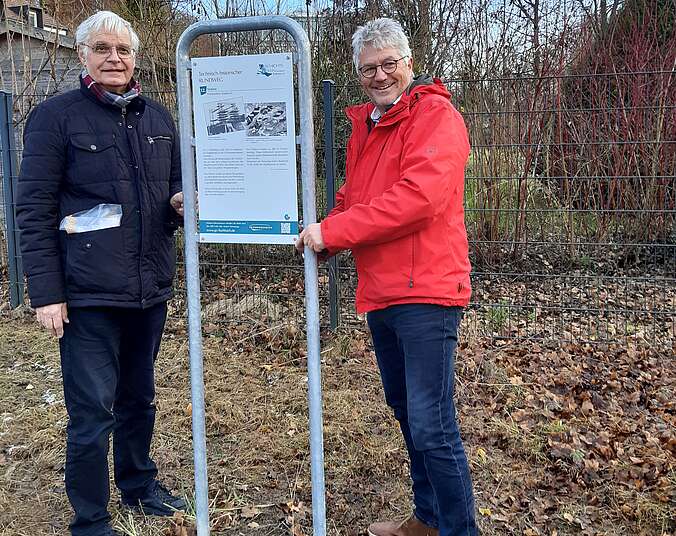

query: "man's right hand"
xmin=35 ymin=302 xmax=69 ymax=338
xmin=170 ymin=191 xmax=185 ymax=217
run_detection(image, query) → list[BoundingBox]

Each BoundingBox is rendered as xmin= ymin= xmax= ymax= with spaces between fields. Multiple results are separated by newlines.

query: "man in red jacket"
xmin=298 ymin=17 xmax=478 ymax=536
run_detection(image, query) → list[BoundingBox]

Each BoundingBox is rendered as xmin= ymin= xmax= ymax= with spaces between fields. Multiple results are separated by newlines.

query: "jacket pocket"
xmin=68 ymin=134 xmax=118 ymax=184
xmin=353 ymin=234 xmax=413 ymax=302
xmin=142 ymin=133 xmax=173 ymax=182
xmin=65 ymin=226 xmax=127 ymax=294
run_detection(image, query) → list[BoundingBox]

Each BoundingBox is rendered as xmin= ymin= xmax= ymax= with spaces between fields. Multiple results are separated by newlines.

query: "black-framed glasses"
xmin=82 ymin=42 xmax=135 ymax=59
xmin=358 ymin=56 xmax=409 ymax=78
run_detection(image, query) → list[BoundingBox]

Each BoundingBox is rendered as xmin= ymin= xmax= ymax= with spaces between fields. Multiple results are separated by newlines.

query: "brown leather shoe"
xmin=367 ymin=515 xmax=439 ymax=536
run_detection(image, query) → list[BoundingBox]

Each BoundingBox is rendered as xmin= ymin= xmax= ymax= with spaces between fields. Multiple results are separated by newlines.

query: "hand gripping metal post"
xmin=175 ymin=17 xmax=325 ymax=536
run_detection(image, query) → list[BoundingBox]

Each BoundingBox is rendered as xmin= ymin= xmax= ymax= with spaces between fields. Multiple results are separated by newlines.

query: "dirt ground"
xmin=0 ymin=305 xmax=673 ymax=536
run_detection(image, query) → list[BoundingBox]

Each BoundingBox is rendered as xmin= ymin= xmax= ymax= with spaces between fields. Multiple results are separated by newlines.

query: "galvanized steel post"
xmin=175 ymin=17 xmax=325 ymax=536
xmin=322 ymin=80 xmax=339 ymax=330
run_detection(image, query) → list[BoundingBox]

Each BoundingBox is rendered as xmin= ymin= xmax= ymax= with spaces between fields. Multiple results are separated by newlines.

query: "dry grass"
xmin=0 ymin=307 xmax=673 ymax=536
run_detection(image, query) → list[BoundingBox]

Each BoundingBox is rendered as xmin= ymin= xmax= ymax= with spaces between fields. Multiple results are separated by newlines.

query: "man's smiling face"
xmin=358 ymin=45 xmax=413 ymax=113
xmin=79 ymin=29 xmax=135 ymax=94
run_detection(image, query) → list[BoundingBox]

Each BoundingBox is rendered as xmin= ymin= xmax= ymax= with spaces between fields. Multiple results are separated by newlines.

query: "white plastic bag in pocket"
xmin=59 ymin=203 xmax=122 ymax=234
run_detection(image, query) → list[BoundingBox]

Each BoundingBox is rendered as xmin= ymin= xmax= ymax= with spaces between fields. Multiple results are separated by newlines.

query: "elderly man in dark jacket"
xmin=16 ymin=10 xmax=185 ymax=536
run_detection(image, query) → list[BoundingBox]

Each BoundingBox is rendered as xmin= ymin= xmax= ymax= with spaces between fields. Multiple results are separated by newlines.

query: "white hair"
xmin=75 ymin=11 xmax=139 ymax=53
xmin=351 ymin=18 xmax=412 ymax=72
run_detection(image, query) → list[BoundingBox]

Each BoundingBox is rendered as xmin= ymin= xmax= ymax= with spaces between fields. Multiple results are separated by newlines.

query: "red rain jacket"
xmin=321 ymin=77 xmax=472 ymax=313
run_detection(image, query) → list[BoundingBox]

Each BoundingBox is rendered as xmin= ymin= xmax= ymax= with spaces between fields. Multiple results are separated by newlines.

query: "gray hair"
xmin=351 ymin=18 xmax=412 ymax=72
xmin=75 ymin=11 xmax=140 ymax=53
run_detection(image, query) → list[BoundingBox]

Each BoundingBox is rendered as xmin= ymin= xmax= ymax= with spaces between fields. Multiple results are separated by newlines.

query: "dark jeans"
xmin=367 ymin=304 xmax=478 ymax=536
xmin=59 ymin=302 xmax=167 ymax=535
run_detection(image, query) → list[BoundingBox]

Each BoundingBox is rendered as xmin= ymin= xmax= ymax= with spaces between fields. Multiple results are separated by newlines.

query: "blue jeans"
xmin=367 ymin=304 xmax=478 ymax=536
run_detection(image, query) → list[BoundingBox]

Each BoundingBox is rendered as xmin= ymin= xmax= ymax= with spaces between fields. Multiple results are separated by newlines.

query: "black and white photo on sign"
xmin=245 ymin=102 xmax=287 ymax=137
xmin=204 ymin=97 xmax=246 ymax=136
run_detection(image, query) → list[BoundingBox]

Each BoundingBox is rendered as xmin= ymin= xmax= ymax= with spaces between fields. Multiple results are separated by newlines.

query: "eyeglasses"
xmin=358 ymin=56 xmax=409 ymax=78
xmin=82 ymin=42 xmax=135 ymax=59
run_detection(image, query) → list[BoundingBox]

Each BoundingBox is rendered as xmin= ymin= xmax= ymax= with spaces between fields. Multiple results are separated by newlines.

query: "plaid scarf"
xmin=81 ymin=70 xmax=141 ymax=109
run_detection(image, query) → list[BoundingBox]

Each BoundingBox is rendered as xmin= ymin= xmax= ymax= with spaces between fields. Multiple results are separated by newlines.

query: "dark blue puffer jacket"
xmin=16 ymin=79 xmax=182 ymax=309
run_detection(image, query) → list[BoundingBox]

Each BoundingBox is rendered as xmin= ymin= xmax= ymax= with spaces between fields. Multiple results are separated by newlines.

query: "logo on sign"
xmin=257 ymin=64 xmax=272 ymax=77
xmin=257 ymin=63 xmax=285 ymax=77
xmin=200 ymin=86 xmax=207 ymax=95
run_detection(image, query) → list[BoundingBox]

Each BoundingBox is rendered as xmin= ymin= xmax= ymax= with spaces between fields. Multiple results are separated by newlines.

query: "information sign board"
xmin=191 ymin=53 xmax=299 ymax=244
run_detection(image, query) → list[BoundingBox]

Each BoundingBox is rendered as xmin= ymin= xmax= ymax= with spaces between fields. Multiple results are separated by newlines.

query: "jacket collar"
xmin=346 ymin=75 xmax=450 ymax=128
xmin=79 ymin=76 xmax=145 ymax=114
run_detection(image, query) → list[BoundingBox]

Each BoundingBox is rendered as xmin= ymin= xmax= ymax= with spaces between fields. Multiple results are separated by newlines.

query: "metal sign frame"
xmin=176 ymin=17 xmax=325 ymax=536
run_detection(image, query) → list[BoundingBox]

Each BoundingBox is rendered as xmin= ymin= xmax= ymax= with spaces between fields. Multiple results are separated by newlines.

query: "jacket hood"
xmin=346 ymin=74 xmax=451 ymax=123
xmin=407 ymin=73 xmax=435 ymax=93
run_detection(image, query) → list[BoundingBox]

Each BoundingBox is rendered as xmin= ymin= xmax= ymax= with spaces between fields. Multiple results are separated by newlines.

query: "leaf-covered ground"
xmin=0 ymin=305 xmax=673 ymax=536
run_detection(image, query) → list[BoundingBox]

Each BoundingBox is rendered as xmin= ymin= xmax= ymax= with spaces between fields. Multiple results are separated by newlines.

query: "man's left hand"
xmin=170 ymin=191 xmax=184 ymax=217
xmin=299 ymin=223 xmax=325 ymax=252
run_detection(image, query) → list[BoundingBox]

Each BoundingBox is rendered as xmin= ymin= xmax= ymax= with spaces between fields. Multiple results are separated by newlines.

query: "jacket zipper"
xmin=409 ymin=235 xmax=415 ymax=288
xmin=146 ymin=135 xmax=172 ymax=144
xmin=122 ymin=106 xmax=146 ymax=306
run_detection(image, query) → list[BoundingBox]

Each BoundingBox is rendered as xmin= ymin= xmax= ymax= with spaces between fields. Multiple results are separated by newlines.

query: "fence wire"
xmin=1 ymin=71 xmax=674 ymax=346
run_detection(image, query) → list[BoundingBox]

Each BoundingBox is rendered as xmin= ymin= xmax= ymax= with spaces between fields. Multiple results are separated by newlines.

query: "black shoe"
xmin=121 ymin=480 xmax=187 ymax=516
